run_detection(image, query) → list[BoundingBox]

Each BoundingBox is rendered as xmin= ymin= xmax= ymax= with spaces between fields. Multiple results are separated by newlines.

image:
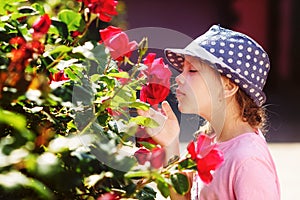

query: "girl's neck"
xmin=213 ymin=100 xmax=255 ymax=143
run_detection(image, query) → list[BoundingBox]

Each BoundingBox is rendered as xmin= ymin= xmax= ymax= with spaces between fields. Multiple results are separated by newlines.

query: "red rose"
xmin=187 ymin=134 xmax=224 ymax=184
xmin=143 ymin=53 xmax=172 ymax=86
xmin=150 ymin=147 xmax=166 ymax=169
xmin=32 ymin=14 xmax=51 ymax=34
xmin=187 ymin=141 xmax=197 ymax=160
xmin=196 ymin=149 xmax=224 ymax=184
xmin=139 ymin=53 xmax=171 ymax=105
xmin=134 ymin=148 xmax=151 ymax=165
xmin=80 ymin=0 xmax=118 ymax=22
xmin=140 ymin=83 xmax=170 ymax=106
xmin=100 ymin=26 xmax=137 ymax=62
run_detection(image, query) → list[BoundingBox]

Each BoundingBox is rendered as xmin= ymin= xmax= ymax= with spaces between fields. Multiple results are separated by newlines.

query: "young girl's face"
xmin=175 ymin=56 xmax=224 ymax=121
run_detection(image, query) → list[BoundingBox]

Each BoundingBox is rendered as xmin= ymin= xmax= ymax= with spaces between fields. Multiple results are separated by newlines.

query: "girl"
xmin=141 ymin=25 xmax=280 ymax=199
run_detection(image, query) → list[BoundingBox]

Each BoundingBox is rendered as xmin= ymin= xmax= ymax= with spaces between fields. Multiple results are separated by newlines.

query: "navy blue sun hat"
xmin=165 ymin=25 xmax=270 ymax=106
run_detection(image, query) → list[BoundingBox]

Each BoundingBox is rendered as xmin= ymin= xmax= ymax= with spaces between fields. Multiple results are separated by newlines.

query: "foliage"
xmin=0 ymin=0 xmax=196 ymax=199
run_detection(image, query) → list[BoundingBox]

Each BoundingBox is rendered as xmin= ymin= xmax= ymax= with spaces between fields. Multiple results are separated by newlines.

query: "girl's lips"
xmin=176 ymin=89 xmax=185 ymax=97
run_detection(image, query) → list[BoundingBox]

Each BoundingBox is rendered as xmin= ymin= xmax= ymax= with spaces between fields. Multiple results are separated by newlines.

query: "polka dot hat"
xmin=165 ymin=25 xmax=270 ymax=106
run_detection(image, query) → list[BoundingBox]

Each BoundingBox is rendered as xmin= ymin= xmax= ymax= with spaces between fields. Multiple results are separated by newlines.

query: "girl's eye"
xmin=189 ymin=69 xmax=198 ymax=73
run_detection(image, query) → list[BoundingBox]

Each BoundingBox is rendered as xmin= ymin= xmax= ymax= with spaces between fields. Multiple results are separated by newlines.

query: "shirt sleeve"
xmin=233 ymin=157 xmax=280 ymax=200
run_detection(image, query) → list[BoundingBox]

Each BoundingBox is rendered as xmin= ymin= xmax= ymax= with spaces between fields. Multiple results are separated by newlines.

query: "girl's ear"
xmin=221 ymin=77 xmax=239 ymax=98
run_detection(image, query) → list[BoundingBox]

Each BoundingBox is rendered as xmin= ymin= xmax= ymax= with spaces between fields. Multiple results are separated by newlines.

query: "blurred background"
xmin=124 ymin=0 xmax=300 ymax=142
xmin=124 ymin=0 xmax=300 ymax=199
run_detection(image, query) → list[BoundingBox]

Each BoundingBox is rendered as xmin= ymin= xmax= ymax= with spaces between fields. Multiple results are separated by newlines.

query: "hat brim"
xmin=164 ymin=46 xmax=266 ymax=106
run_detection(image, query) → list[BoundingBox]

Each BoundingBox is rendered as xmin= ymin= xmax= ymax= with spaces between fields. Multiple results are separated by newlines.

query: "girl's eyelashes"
xmin=189 ymin=69 xmax=198 ymax=73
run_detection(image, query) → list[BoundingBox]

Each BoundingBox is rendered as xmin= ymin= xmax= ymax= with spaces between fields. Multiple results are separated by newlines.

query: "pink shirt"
xmin=191 ymin=132 xmax=280 ymax=200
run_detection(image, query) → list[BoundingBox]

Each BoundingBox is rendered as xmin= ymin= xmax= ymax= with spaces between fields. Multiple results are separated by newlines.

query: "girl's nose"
xmin=175 ymin=73 xmax=185 ymax=85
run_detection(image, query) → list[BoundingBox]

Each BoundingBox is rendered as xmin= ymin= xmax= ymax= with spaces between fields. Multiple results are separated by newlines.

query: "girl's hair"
xmin=235 ymin=89 xmax=267 ymax=133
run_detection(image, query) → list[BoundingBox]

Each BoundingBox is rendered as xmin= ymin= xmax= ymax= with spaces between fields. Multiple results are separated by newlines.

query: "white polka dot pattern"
xmin=165 ymin=25 xmax=270 ymax=106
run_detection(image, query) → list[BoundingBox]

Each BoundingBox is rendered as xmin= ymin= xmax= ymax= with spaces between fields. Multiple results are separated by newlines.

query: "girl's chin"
xmin=177 ymin=103 xmax=198 ymax=115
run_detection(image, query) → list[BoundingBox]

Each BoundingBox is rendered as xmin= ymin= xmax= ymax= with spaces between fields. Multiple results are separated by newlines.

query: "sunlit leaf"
xmin=129 ymin=116 xmax=159 ymax=128
xmin=49 ymin=45 xmax=72 ymax=55
xmin=128 ymin=101 xmax=150 ymax=111
xmin=107 ymin=71 xmax=129 ymax=79
xmin=58 ymin=9 xmax=83 ymax=32
xmin=0 ymin=109 xmax=34 ymax=140
xmin=124 ymin=170 xmax=151 ymax=179
xmin=0 ymin=0 xmax=26 ymax=15
xmin=31 ymin=3 xmax=45 ymax=15
xmin=138 ymin=141 xmax=157 ymax=150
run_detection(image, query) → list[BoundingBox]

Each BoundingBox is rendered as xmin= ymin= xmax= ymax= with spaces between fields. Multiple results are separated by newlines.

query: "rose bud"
xmin=134 ymin=148 xmax=151 ymax=165
xmin=150 ymin=147 xmax=166 ymax=169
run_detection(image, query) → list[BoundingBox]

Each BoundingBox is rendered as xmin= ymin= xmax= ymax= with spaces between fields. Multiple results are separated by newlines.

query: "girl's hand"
xmin=138 ymin=101 xmax=180 ymax=147
xmin=138 ymin=101 xmax=181 ymax=164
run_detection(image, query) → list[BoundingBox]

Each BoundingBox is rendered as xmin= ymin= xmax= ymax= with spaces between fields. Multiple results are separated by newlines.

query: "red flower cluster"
xmin=134 ymin=146 xmax=165 ymax=169
xmin=187 ymin=133 xmax=224 ymax=184
xmin=8 ymin=37 xmax=45 ymax=79
xmin=7 ymin=14 xmax=51 ymax=75
xmin=77 ymin=0 xmax=118 ymax=22
xmin=140 ymin=53 xmax=172 ymax=106
xmin=100 ymin=26 xmax=137 ymax=62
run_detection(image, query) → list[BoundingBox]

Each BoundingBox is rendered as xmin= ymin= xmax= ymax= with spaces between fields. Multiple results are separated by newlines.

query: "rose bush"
xmin=0 ymin=0 xmax=224 ymax=199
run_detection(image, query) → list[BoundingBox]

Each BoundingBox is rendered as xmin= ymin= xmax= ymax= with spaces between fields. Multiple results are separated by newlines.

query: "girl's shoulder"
xmin=219 ymin=132 xmax=270 ymax=163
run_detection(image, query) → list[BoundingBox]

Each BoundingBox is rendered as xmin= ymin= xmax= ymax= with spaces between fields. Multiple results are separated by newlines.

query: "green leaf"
xmin=124 ymin=170 xmax=151 ymax=179
xmin=128 ymin=101 xmax=150 ymax=111
xmin=108 ymin=71 xmax=129 ymax=79
xmin=157 ymin=179 xmax=170 ymax=198
xmin=129 ymin=116 xmax=159 ymax=128
xmin=170 ymin=173 xmax=189 ymax=195
xmin=49 ymin=45 xmax=72 ymax=55
xmin=0 ymin=0 xmax=26 ymax=15
xmin=31 ymin=3 xmax=45 ymax=15
xmin=0 ymin=109 xmax=34 ymax=140
xmin=110 ymin=85 xmax=136 ymax=107
xmin=136 ymin=186 xmax=156 ymax=200
xmin=90 ymin=74 xmax=101 ymax=82
xmin=58 ymin=9 xmax=83 ymax=32
xmin=65 ymin=67 xmax=80 ymax=82
xmin=91 ymin=44 xmax=108 ymax=73
xmin=51 ymin=20 xmax=68 ymax=39
xmin=138 ymin=141 xmax=157 ymax=150
xmin=178 ymin=158 xmax=197 ymax=170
